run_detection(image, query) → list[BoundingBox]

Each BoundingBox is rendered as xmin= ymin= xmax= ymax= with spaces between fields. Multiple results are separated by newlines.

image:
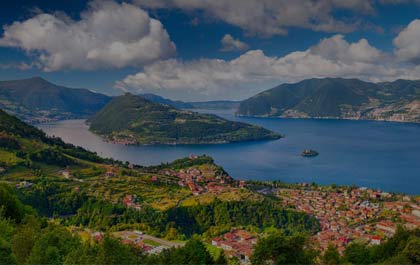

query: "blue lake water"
xmin=38 ymin=109 xmax=420 ymax=194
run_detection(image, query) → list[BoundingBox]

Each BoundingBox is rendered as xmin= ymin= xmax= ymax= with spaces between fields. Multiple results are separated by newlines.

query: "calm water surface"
xmin=38 ymin=109 xmax=420 ymax=194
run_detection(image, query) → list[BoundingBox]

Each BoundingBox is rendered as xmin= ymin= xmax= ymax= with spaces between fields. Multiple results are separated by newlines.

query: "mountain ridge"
xmin=237 ymin=78 xmax=420 ymax=123
xmin=0 ymin=76 xmax=111 ymax=123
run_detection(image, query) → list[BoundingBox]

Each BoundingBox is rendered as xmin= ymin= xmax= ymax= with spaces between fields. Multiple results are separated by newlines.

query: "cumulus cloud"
xmin=116 ymin=34 xmax=419 ymax=101
xmin=0 ymin=1 xmax=176 ymax=71
xmin=220 ymin=34 xmax=249 ymax=52
xmin=393 ymin=19 xmax=420 ymax=63
xmin=134 ymin=0 xmax=377 ymax=36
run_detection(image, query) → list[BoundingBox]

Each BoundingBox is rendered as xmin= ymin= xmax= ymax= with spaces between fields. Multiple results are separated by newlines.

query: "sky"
xmin=1 ymin=0 xmax=420 ymax=101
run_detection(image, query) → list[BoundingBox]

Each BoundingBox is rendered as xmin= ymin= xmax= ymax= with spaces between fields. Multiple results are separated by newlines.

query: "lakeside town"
xmin=108 ymin=176 xmax=420 ymax=264
xmin=276 ymin=185 xmax=420 ymax=253
xmin=10 ymin=153 xmax=419 ymax=264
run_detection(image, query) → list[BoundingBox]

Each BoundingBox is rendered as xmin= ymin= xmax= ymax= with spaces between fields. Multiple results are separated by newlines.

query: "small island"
xmin=301 ymin=149 xmax=319 ymax=157
xmin=88 ymin=93 xmax=282 ymax=145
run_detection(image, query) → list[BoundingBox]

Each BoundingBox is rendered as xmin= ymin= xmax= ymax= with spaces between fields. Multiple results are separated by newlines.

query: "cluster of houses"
xmin=211 ymin=229 xmax=257 ymax=264
xmin=159 ymin=167 xmax=234 ymax=196
xmin=121 ymin=194 xmax=142 ymax=211
xmin=104 ymin=135 xmax=137 ymax=145
xmin=278 ymin=187 xmax=420 ymax=253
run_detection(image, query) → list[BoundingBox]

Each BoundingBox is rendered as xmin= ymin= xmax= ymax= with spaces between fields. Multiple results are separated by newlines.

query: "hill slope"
xmin=238 ymin=78 xmax=420 ymax=123
xmin=88 ymin=93 xmax=281 ymax=144
xmin=0 ymin=77 xmax=111 ymax=123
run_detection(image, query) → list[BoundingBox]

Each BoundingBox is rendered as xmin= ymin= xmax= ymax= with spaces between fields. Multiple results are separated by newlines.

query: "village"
xmin=158 ymin=156 xmax=246 ymax=196
xmin=211 ymin=229 xmax=257 ymax=264
xmin=277 ymin=185 xmax=420 ymax=253
xmin=51 ymin=162 xmax=419 ymax=262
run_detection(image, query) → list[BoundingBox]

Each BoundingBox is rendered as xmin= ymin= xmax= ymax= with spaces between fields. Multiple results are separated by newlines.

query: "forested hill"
xmin=0 ymin=77 xmax=111 ymax=122
xmin=0 ymin=108 xmax=113 ymax=165
xmin=238 ymin=78 xmax=420 ymax=123
xmin=88 ymin=93 xmax=281 ymax=145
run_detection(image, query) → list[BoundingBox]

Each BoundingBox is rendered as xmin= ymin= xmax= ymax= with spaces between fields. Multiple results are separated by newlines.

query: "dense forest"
xmin=68 ymin=198 xmax=319 ymax=239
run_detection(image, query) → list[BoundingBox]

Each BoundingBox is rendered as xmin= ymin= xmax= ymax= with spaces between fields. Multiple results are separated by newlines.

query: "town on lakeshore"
xmin=33 ymin=154 xmax=418 ymax=264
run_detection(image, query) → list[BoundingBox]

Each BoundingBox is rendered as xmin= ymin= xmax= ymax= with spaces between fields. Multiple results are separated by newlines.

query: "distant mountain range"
xmin=0 ymin=77 xmax=110 ymax=123
xmin=0 ymin=77 xmax=238 ymax=123
xmin=1 ymin=77 xmax=419 ymax=124
xmin=140 ymin=93 xmax=239 ymax=110
xmin=88 ymin=93 xmax=280 ymax=145
xmin=140 ymin=93 xmax=194 ymax=109
xmin=238 ymin=78 xmax=420 ymax=123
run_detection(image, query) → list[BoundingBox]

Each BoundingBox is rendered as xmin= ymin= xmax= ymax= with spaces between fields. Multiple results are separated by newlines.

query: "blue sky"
xmin=1 ymin=0 xmax=420 ymax=100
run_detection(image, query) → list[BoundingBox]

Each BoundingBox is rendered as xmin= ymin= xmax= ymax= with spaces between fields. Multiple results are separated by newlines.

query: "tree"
xmin=64 ymin=243 xmax=99 ymax=265
xmin=0 ymin=184 xmax=27 ymax=222
xmin=176 ymin=238 xmax=214 ymax=265
xmin=251 ymin=233 xmax=316 ymax=265
xmin=214 ymin=251 xmax=228 ymax=265
xmin=402 ymin=237 xmax=420 ymax=264
xmin=322 ymin=244 xmax=340 ymax=265
xmin=342 ymin=242 xmax=371 ymax=265
xmin=0 ymin=238 xmax=17 ymax=265
xmin=11 ymin=216 xmax=42 ymax=264
xmin=26 ymin=225 xmax=80 ymax=265
xmin=95 ymin=236 xmax=138 ymax=265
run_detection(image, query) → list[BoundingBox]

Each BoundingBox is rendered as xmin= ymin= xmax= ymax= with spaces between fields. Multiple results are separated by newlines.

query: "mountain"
xmin=237 ymin=78 xmax=420 ymax=123
xmin=140 ymin=93 xmax=194 ymax=109
xmin=0 ymin=77 xmax=111 ymax=123
xmin=140 ymin=93 xmax=239 ymax=110
xmin=189 ymin=100 xmax=240 ymax=110
xmin=88 ymin=93 xmax=281 ymax=144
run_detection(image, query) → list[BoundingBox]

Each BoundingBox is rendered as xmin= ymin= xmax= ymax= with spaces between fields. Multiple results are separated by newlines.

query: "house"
xmin=189 ymin=154 xmax=198 ymax=159
xmin=151 ymin=176 xmax=158 ymax=182
xmin=376 ymin=221 xmax=396 ymax=235
xmin=59 ymin=170 xmax=71 ymax=179
xmin=122 ymin=194 xmax=135 ymax=207
xmin=371 ymin=236 xmax=381 ymax=245
xmin=212 ymin=237 xmax=223 ymax=246
xmin=105 ymin=170 xmax=116 ymax=177
xmin=15 ymin=181 xmax=33 ymax=189
xmin=92 ymin=232 xmax=103 ymax=241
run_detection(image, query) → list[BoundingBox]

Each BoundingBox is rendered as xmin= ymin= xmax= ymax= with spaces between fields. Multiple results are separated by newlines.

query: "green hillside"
xmin=0 ymin=77 xmax=111 ymax=123
xmin=238 ymin=78 xmax=420 ymax=122
xmin=88 ymin=93 xmax=281 ymax=144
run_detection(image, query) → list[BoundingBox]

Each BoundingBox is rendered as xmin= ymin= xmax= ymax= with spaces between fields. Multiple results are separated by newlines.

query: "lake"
xmin=38 ymin=109 xmax=420 ymax=194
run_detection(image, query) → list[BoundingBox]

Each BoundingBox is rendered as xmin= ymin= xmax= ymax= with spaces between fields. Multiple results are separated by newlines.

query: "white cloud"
xmin=116 ymin=34 xmax=419 ymax=101
xmin=134 ymin=0 xmax=377 ymax=36
xmin=0 ymin=62 xmax=32 ymax=70
xmin=220 ymin=34 xmax=249 ymax=52
xmin=393 ymin=19 xmax=420 ymax=63
xmin=0 ymin=1 xmax=176 ymax=71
